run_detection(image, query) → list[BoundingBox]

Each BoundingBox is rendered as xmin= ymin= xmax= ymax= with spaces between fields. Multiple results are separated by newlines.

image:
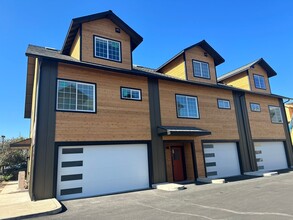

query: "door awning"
xmin=157 ymin=126 xmax=211 ymax=136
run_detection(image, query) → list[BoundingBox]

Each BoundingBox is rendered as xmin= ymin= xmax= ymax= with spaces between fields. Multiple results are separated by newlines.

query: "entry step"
xmin=197 ymin=178 xmax=226 ymax=184
xmin=244 ymin=171 xmax=279 ymax=177
xmin=152 ymin=183 xmax=186 ymax=191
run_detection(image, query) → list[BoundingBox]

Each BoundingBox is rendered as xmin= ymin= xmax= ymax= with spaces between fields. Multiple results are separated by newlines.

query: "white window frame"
xmin=94 ymin=36 xmax=121 ymax=62
xmin=217 ymin=99 xmax=231 ymax=109
xmin=176 ymin=94 xmax=199 ymax=119
xmin=269 ymin=106 xmax=283 ymax=124
xmin=253 ymin=74 xmax=266 ymax=90
xmin=250 ymin=103 xmax=261 ymax=112
xmin=56 ymin=79 xmax=96 ymax=113
xmin=192 ymin=60 xmax=210 ymax=79
xmin=121 ymin=87 xmax=142 ymax=101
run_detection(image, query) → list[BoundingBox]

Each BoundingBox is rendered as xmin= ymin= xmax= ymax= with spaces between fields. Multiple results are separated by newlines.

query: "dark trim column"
xmin=148 ymin=78 xmax=166 ymax=183
xmin=33 ymin=60 xmax=57 ymax=200
xmin=279 ymin=99 xmax=293 ymax=167
xmin=233 ymin=92 xmax=257 ymax=172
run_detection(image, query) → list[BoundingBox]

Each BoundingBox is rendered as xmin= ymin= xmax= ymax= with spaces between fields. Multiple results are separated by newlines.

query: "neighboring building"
xmin=24 ymin=10 xmax=293 ymax=201
xmin=285 ymin=103 xmax=293 ymax=144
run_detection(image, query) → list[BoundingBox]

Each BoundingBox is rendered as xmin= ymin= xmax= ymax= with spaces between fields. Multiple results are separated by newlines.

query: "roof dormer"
xmin=157 ymin=40 xmax=225 ymax=85
xmin=218 ymin=58 xmax=276 ymax=94
xmin=61 ymin=10 xmax=143 ymax=70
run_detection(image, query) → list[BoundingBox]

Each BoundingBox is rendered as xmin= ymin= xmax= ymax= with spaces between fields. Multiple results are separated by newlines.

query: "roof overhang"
xmin=61 ymin=10 xmax=143 ymax=55
xmin=157 ymin=40 xmax=225 ymax=72
xmin=158 ymin=126 xmax=211 ymax=136
xmin=10 ymin=138 xmax=31 ymax=149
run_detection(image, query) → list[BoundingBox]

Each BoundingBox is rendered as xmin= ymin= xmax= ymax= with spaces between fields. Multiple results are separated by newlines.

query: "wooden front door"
xmin=172 ymin=146 xmax=185 ymax=181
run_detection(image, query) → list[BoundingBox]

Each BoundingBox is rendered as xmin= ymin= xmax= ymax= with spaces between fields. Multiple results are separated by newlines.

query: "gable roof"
xmin=61 ymin=10 xmax=143 ymax=55
xmin=218 ymin=58 xmax=277 ymax=82
xmin=157 ymin=40 xmax=225 ymax=71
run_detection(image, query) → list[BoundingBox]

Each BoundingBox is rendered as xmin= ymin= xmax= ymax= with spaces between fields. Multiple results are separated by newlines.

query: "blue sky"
xmin=0 ymin=0 xmax=293 ymax=139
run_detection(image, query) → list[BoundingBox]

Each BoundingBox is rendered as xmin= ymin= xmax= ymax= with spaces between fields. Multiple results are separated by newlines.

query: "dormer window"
xmin=192 ymin=60 xmax=210 ymax=79
xmin=253 ymin=74 xmax=266 ymax=90
xmin=94 ymin=36 xmax=121 ymax=62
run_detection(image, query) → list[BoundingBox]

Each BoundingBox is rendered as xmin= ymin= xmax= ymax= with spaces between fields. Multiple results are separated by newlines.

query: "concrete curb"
xmin=197 ymin=178 xmax=226 ymax=184
xmin=152 ymin=183 xmax=186 ymax=191
xmin=244 ymin=171 xmax=279 ymax=177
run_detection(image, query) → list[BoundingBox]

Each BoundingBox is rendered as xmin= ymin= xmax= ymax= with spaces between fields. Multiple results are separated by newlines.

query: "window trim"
xmin=56 ymin=78 xmax=97 ymax=114
xmin=217 ymin=99 xmax=231 ymax=110
xmin=93 ymin=35 xmax=122 ymax=63
xmin=253 ymin=74 xmax=266 ymax=90
xmin=250 ymin=102 xmax=261 ymax=112
xmin=192 ymin=59 xmax=211 ymax=79
xmin=268 ymin=105 xmax=283 ymax=124
xmin=175 ymin=94 xmax=200 ymax=119
xmin=120 ymin=87 xmax=142 ymax=101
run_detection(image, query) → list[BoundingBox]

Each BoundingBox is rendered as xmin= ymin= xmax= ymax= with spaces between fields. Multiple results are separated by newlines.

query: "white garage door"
xmin=57 ymin=144 xmax=149 ymax=200
xmin=203 ymin=143 xmax=241 ymax=179
xmin=254 ymin=142 xmax=288 ymax=172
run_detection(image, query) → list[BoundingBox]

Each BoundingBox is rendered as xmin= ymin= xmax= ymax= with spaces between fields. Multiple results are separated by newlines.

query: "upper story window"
xmin=269 ymin=106 xmax=283 ymax=124
xmin=176 ymin=94 xmax=199 ymax=119
xmin=57 ymin=79 xmax=95 ymax=113
xmin=250 ymin=103 xmax=261 ymax=112
xmin=253 ymin=74 xmax=266 ymax=90
xmin=193 ymin=60 xmax=210 ymax=79
xmin=217 ymin=99 xmax=231 ymax=109
xmin=94 ymin=36 xmax=121 ymax=62
xmin=121 ymin=87 xmax=141 ymax=101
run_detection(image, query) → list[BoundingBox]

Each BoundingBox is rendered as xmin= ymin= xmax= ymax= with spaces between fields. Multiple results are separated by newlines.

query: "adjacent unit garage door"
xmin=203 ymin=143 xmax=241 ymax=179
xmin=57 ymin=144 xmax=149 ymax=200
xmin=254 ymin=142 xmax=288 ymax=172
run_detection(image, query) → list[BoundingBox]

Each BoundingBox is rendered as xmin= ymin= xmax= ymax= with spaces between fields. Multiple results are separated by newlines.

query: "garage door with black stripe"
xmin=203 ymin=143 xmax=241 ymax=179
xmin=254 ymin=142 xmax=288 ymax=172
xmin=57 ymin=144 xmax=149 ymax=200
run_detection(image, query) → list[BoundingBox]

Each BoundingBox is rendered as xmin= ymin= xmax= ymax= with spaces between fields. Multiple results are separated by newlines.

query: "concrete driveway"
xmin=33 ymin=171 xmax=293 ymax=220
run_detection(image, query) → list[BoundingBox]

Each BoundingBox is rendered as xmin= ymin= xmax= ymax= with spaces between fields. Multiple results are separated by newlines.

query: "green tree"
xmin=0 ymin=137 xmax=28 ymax=181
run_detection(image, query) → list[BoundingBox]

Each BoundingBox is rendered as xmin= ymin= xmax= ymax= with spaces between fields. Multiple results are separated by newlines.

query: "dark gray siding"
xmin=233 ymin=92 xmax=257 ymax=172
xmin=279 ymin=99 xmax=293 ymax=167
xmin=33 ymin=60 xmax=57 ymax=200
xmin=148 ymin=78 xmax=166 ymax=183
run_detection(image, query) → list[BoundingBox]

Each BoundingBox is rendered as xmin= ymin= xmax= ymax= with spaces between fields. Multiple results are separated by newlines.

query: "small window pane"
xmin=250 ymin=103 xmax=261 ymax=112
xmin=193 ymin=61 xmax=210 ymax=79
xmin=121 ymin=88 xmax=141 ymax=101
xmin=57 ymin=80 xmax=95 ymax=112
xmin=218 ymin=99 xmax=230 ymax=109
xmin=269 ymin=106 xmax=283 ymax=123
xmin=254 ymin=75 xmax=266 ymax=89
xmin=176 ymin=95 xmax=199 ymax=118
xmin=95 ymin=37 xmax=121 ymax=62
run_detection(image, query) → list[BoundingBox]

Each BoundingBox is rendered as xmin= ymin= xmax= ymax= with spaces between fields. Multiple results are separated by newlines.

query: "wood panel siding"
xmin=185 ymin=46 xmax=217 ymax=84
xmin=160 ymin=55 xmax=186 ymax=80
xmin=69 ymin=29 xmax=80 ymax=60
xmin=184 ymin=142 xmax=195 ymax=180
xmin=159 ymin=80 xmax=240 ymax=178
xmin=246 ymin=93 xmax=285 ymax=139
xmin=222 ymin=72 xmax=250 ymax=90
xmin=81 ymin=18 xmax=132 ymax=69
xmin=55 ymin=63 xmax=151 ymax=142
xmin=159 ymin=80 xmax=239 ymax=140
xmin=248 ymin=64 xmax=271 ymax=94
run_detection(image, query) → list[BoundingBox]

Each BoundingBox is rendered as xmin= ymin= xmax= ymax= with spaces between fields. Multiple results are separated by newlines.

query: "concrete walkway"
xmin=0 ymin=181 xmax=61 ymax=219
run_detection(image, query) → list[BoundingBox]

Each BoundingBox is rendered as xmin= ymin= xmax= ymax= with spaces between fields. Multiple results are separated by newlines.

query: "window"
xmin=269 ymin=106 xmax=283 ymax=123
xmin=57 ymin=79 xmax=95 ymax=112
xmin=121 ymin=87 xmax=141 ymax=101
xmin=176 ymin=95 xmax=199 ymax=118
xmin=94 ymin=36 xmax=121 ymax=62
xmin=254 ymin=74 xmax=266 ymax=89
xmin=217 ymin=99 xmax=230 ymax=109
xmin=193 ymin=60 xmax=210 ymax=79
xmin=250 ymin=103 xmax=261 ymax=112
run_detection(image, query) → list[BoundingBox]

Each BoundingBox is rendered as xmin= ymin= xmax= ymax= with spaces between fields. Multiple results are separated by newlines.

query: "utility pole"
xmin=1 ymin=135 xmax=5 ymax=151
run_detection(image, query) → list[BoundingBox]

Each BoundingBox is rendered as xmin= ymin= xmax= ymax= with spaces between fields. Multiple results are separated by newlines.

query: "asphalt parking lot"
xmin=32 ymin=171 xmax=293 ymax=220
